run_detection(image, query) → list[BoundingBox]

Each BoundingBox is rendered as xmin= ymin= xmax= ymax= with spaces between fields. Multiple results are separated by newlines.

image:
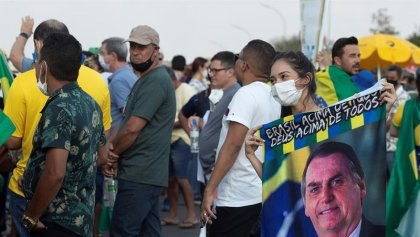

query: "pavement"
xmin=160 ymin=196 xmax=201 ymax=237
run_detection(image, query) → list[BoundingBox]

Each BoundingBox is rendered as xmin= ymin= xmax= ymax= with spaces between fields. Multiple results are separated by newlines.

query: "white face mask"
xmin=202 ymin=69 xmax=208 ymax=79
xmin=271 ymin=79 xmax=303 ymax=106
xmin=98 ymin=54 xmax=110 ymax=72
xmin=37 ymin=62 xmax=49 ymax=96
xmin=209 ymin=89 xmax=224 ymax=105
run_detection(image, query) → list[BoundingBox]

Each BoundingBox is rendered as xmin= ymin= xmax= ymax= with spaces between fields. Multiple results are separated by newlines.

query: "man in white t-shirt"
xmin=201 ymin=40 xmax=281 ymax=237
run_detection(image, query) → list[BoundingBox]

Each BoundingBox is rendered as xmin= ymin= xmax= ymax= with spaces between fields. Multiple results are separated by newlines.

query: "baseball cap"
xmin=125 ymin=25 xmax=159 ymax=46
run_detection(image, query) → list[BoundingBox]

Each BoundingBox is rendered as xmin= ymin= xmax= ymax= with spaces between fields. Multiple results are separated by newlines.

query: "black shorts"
xmin=207 ymin=203 xmax=261 ymax=237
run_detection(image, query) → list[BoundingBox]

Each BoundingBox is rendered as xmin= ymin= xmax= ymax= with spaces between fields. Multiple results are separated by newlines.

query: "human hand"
xmin=245 ymin=125 xmax=264 ymax=158
xmin=380 ymin=82 xmax=397 ymax=115
xmin=200 ymin=189 xmax=217 ymax=224
xmin=108 ymin=144 xmax=119 ymax=163
xmin=188 ymin=116 xmax=203 ymax=129
xmin=316 ymin=50 xmax=331 ymax=70
xmin=103 ymin=163 xmax=118 ymax=177
xmin=20 ymin=16 xmax=34 ymax=37
xmin=32 ymin=220 xmax=46 ymax=231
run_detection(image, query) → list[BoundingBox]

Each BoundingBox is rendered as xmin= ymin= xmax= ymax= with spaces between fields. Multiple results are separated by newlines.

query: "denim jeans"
xmin=9 ymin=189 xmax=30 ymax=237
xmin=110 ymin=179 xmax=163 ymax=237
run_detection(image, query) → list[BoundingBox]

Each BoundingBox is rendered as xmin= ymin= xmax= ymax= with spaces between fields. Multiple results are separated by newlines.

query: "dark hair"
xmin=301 ymin=141 xmax=365 ymax=198
xmin=34 ymin=19 xmax=69 ymax=41
xmin=331 ymin=36 xmax=358 ymax=62
xmin=272 ymin=51 xmax=317 ymax=117
xmin=191 ymin=57 xmax=207 ymax=74
xmin=242 ymin=39 xmax=276 ymax=78
xmin=171 ymin=55 xmax=186 ymax=71
xmin=211 ymin=51 xmax=236 ymax=69
xmin=40 ymin=33 xmax=82 ymax=81
xmin=386 ymin=64 xmax=402 ymax=78
xmin=163 ymin=65 xmax=177 ymax=81
xmin=102 ymin=37 xmax=127 ymax=62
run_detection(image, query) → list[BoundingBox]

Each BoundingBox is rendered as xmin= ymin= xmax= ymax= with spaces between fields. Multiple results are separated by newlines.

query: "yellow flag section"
xmin=262 ymin=148 xmax=310 ymax=202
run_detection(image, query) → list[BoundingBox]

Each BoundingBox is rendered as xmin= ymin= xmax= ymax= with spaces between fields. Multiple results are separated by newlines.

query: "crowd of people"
xmin=0 ymin=15 xmax=418 ymax=237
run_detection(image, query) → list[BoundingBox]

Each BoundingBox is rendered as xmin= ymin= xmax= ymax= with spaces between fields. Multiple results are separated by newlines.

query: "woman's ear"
xmin=298 ymin=72 xmax=312 ymax=87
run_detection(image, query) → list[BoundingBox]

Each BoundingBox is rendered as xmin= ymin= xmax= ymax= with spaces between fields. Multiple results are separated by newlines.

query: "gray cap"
xmin=126 ymin=25 xmax=159 ymax=46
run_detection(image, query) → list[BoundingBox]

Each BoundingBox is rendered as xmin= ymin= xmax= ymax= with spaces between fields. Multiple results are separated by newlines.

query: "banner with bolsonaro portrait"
xmin=260 ymin=81 xmax=387 ymax=237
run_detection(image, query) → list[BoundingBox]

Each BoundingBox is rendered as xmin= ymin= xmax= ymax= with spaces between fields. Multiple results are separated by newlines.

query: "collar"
xmin=349 ymin=219 xmax=362 ymax=237
xmin=40 ymin=82 xmax=79 ymax=113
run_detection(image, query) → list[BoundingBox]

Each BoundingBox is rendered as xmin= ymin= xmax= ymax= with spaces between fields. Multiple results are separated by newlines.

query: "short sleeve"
xmin=225 ymin=88 xmax=255 ymax=129
xmin=181 ymin=95 xmax=197 ymax=118
xmin=21 ymin=57 xmax=33 ymax=72
xmin=40 ymin=106 xmax=72 ymax=151
xmin=100 ymin=89 xmax=112 ymax=131
xmin=392 ymin=102 xmax=405 ymax=128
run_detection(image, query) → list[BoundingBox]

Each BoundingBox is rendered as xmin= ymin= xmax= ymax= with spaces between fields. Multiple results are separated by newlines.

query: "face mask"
xmin=209 ymin=89 xmax=224 ymax=105
xmin=37 ymin=62 xmax=49 ymax=96
xmin=387 ymin=79 xmax=398 ymax=88
xmin=271 ymin=79 xmax=303 ymax=106
xmin=131 ymin=52 xmax=155 ymax=73
xmin=202 ymin=69 xmax=208 ymax=79
xmin=98 ymin=54 xmax=110 ymax=72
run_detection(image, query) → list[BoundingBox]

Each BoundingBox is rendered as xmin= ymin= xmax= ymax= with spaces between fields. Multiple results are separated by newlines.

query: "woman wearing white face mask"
xmin=188 ymin=57 xmax=209 ymax=93
xmin=244 ymin=51 xmax=325 ymax=178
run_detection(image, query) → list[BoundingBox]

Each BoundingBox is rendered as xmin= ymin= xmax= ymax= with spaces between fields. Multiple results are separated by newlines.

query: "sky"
xmin=0 ymin=0 xmax=419 ymax=63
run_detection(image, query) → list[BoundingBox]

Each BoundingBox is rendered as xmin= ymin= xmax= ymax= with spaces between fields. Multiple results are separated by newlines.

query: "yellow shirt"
xmin=171 ymin=83 xmax=196 ymax=145
xmin=4 ymin=65 xmax=111 ymax=197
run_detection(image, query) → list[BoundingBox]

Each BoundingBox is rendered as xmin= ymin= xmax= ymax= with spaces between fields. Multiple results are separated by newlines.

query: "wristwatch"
xmin=22 ymin=214 xmax=37 ymax=229
xmin=19 ymin=32 xmax=30 ymax=39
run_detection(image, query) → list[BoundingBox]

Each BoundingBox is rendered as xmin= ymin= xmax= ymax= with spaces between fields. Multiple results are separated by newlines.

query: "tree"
xmin=407 ymin=26 xmax=420 ymax=46
xmin=369 ymin=8 xmax=399 ymax=35
xmin=272 ymin=35 xmax=301 ymax=52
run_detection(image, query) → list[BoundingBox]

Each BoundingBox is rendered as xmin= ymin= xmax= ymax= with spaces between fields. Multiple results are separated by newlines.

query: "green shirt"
xmin=23 ymin=82 xmax=105 ymax=237
xmin=118 ymin=66 xmax=176 ymax=187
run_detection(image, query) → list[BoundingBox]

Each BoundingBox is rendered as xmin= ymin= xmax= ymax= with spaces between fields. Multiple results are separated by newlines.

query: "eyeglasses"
xmin=207 ymin=67 xmax=231 ymax=75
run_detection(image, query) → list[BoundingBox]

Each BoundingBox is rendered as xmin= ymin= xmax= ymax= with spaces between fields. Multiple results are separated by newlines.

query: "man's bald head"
xmin=34 ymin=19 xmax=69 ymax=42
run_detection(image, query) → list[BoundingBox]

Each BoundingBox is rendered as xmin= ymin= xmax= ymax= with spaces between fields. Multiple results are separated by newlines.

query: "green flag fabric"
xmin=0 ymin=52 xmax=14 ymax=102
xmin=387 ymin=99 xmax=420 ymax=236
xmin=0 ymin=109 xmax=15 ymax=146
xmin=315 ymin=65 xmax=360 ymax=105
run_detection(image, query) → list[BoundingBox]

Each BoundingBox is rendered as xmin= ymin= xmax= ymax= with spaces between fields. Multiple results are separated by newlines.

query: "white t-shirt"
xmin=215 ymin=81 xmax=281 ymax=207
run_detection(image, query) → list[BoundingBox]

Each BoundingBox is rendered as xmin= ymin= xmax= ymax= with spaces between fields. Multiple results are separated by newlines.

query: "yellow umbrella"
xmin=359 ymin=34 xmax=420 ymax=70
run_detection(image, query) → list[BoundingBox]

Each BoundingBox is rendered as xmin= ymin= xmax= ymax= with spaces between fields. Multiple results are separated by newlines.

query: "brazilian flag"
xmin=0 ymin=52 xmax=13 ymax=102
xmin=316 ymin=65 xmax=360 ymax=105
xmin=261 ymin=88 xmax=386 ymax=237
xmin=387 ymin=99 xmax=420 ymax=236
xmin=0 ymin=110 xmax=15 ymax=146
